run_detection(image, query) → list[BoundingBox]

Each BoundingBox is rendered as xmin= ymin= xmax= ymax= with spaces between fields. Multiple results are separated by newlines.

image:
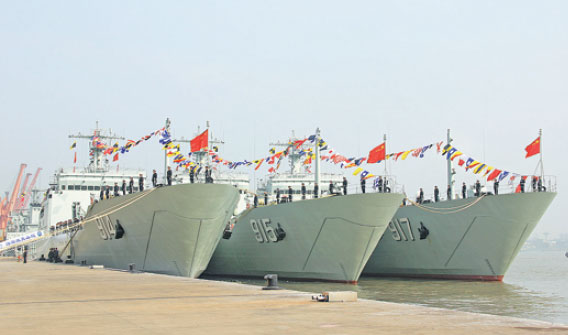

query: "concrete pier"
xmin=1 ymin=258 xmax=566 ymax=334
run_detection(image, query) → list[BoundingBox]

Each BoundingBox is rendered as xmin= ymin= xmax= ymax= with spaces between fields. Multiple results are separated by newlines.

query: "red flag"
xmin=487 ymin=169 xmax=502 ymax=181
xmin=190 ymin=130 xmax=209 ymax=152
xmin=525 ymin=136 xmax=540 ymax=158
xmin=113 ymin=153 xmax=119 ymax=162
xmin=73 ymin=152 xmax=77 ymax=164
xmin=367 ymin=142 xmax=386 ymax=164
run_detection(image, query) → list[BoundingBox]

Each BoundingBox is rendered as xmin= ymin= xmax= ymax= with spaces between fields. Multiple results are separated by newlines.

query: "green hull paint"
xmin=72 ymin=183 xmax=239 ymax=278
xmin=206 ymin=193 xmax=404 ymax=282
xmin=363 ymin=192 xmax=556 ymax=280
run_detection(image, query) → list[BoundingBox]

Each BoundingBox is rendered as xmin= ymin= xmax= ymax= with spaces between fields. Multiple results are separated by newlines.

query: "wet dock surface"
xmin=1 ymin=257 xmax=567 ymax=334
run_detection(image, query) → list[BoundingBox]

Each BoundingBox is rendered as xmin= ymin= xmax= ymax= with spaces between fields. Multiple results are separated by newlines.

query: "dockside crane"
xmin=0 ymin=164 xmax=27 ymax=241
xmin=13 ymin=173 xmax=32 ymax=212
xmin=21 ymin=168 xmax=42 ymax=210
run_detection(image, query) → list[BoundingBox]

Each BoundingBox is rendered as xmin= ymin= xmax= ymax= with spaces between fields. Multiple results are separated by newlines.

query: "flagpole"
xmin=539 ymin=129 xmax=544 ymax=181
xmin=383 ymin=134 xmax=387 ymax=178
xmin=315 ymin=128 xmax=321 ymax=197
xmin=163 ymin=118 xmax=171 ymax=185
xmin=447 ymin=129 xmax=453 ymax=199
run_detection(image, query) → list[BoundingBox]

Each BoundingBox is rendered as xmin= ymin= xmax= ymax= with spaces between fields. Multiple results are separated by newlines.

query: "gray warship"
xmin=205 ymin=130 xmax=404 ymax=283
xmin=363 ymin=130 xmax=556 ymax=280
xmin=20 ymin=121 xmax=240 ymax=278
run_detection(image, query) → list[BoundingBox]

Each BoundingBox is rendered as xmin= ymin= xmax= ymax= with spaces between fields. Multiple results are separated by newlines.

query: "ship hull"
xmin=362 ymin=192 xmax=556 ymax=281
xmin=205 ymin=193 xmax=404 ymax=283
xmin=71 ymin=183 xmax=239 ymax=278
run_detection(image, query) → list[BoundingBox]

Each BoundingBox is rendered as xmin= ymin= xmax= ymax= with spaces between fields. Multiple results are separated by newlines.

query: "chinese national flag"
xmin=113 ymin=153 xmax=119 ymax=162
xmin=190 ymin=129 xmax=209 ymax=152
xmin=367 ymin=142 xmax=386 ymax=164
xmin=525 ymin=136 xmax=540 ymax=158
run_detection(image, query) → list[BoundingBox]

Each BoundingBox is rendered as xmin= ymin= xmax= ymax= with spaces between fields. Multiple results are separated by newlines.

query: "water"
xmin=207 ymin=250 xmax=568 ymax=324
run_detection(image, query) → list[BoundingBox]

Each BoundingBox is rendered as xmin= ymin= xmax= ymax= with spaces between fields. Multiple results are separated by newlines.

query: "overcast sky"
xmin=1 ymin=1 xmax=566 ymax=236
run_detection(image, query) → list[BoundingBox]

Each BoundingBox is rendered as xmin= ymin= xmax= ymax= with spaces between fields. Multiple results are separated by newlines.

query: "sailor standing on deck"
xmin=343 ymin=177 xmax=348 ymax=195
xmin=167 ymin=167 xmax=172 ymax=186
xmin=99 ymin=187 xmax=105 ymax=200
xmin=129 ymin=177 xmax=134 ymax=194
xmin=447 ymin=184 xmax=452 ymax=200
xmin=360 ymin=177 xmax=366 ymax=194
xmin=494 ymin=180 xmax=499 ymax=195
xmin=264 ymin=192 xmax=268 ymax=206
xmin=253 ymin=194 xmax=258 ymax=208
xmin=532 ymin=176 xmax=538 ymax=192
xmin=122 ymin=180 xmax=126 ymax=195
xmin=114 ymin=183 xmax=119 ymax=197
xmin=434 ymin=186 xmax=440 ymax=202
xmin=475 ymin=180 xmax=481 ymax=197
xmin=189 ymin=168 xmax=195 ymax=183
xmin=378 ymin=176 xmax=383 ymax=193
xmin=329 ymin=181 xmax=334 ymax=195
xmin=138 ymin=174 xmax=144 ymax=192
xmin=314 ymin=183 xmax=319 ymax=199
xmin=152 ymin=169 xmax=158 ymax=187
xmin=105 ymin=186 xmax=110 ymax=199
xmin=462 ymin=182 xmax=467 ymax=199
xmin=418 ymin=188 xmax=424 ymax=204
xmin=520 ymin=177 xmax=526 ymax=193
xmin=288 ymin=186 xmax=293 ymax=202
xmin=276 ymin=188 xmax=281 ymax=204
xmin=301 ymin=183 xmax=306 ymax=200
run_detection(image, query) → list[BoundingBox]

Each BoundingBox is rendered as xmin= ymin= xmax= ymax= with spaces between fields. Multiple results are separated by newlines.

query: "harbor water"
xmin=206 ymin=250 xmax=568 ymax=324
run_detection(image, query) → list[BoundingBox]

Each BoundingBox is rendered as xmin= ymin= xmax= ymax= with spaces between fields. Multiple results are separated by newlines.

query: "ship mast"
xmin=69 ymin=121 xmax=125 ymax=173
xmin=446 ymin=129 xmax=453 ymax=199
xmin=163 ymin=118 xmax=171 ymax=184
xmin=314 ymin=128 xmax=321 ymax=197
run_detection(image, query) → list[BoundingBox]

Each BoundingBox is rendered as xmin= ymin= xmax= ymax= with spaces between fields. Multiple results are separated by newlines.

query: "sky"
xmin=1 ymin=1 xmax=566 ymax=236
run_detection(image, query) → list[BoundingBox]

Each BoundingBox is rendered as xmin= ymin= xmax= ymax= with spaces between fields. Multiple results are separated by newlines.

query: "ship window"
xmin=94 ymin=186 xmax=100 ymax=191
xmin=68 ymin=185 xmax=74 ymax=190
xmin=61 ymin=185 xmax=66 ymax=190
xmin=88 ymin=186 xmax=94 ymax=191
xmin=81 ymin=186 xmax=87 ymax=191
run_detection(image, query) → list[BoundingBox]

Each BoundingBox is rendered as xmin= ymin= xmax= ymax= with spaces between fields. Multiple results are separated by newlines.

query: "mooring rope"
xmin=404 ymin=194 xmax=486 ymax=215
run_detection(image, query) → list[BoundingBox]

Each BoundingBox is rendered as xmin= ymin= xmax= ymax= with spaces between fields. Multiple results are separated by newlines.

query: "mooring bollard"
xmin=263 ymin=274 xmax=281 ymax=290
xmin=129 ymin=263 xmax=135 ymax=272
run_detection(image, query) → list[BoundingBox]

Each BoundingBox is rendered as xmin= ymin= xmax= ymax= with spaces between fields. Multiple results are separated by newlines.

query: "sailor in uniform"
xmin=301 ymin=183 xmax=306 ymax=200
xmin=129 ymin=177 xmax=134 ymax=194
xmin=314 ymin=183 xmax=319 ymax=198
xmin=434 ymin=186 xmax=440 ymax=202
xmin=343 ymin=177 xmax=348 ymax=195
xmin=152 ymin=169 xmax=158 ymax=187
xmin=494 ymin=180 xmax=499 ymax=195
xmin=475 ymin=180 xmax=481 ymax=197
xmin=167 ymin=167 xmax=172 ymax=186
xmin=138 ymin=174 xmax=144 ymax=192
xmin=288 ymin=186 xmax=293 ymax=202
xmin=122 ymin=179 xmax=126 ymax=195
xmin=360 ymin=177 xmax=366 ymax=194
